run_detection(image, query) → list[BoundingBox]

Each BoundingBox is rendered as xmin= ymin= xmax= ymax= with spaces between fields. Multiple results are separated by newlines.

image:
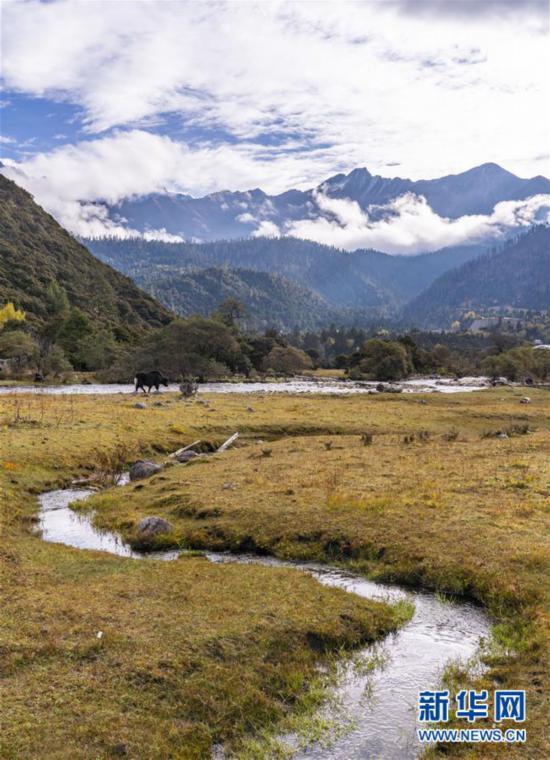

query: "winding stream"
xmin=37 ymin=486 xmax=490 ymax=759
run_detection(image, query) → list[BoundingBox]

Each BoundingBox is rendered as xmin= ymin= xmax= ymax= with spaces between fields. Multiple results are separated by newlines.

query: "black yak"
xmin=134 ymin=370 xmax=169 ymax=394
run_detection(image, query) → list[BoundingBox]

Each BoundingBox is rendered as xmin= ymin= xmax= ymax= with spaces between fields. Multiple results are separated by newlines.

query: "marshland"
xmin=1 ymin=385 xmax=548 ymax=758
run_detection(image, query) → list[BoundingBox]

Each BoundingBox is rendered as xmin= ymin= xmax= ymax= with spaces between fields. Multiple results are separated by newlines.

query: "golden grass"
xmin=0 ymin=391 xmax=408 ymax=759
xmin=1 ymin=386 xmax=549 ymax=757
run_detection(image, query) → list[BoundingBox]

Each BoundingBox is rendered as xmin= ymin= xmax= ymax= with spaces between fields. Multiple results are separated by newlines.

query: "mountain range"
xmin=2 ymin=160 xmax=548 ymax=335
xmin=105 ymin=163 xmax=550 ymax=242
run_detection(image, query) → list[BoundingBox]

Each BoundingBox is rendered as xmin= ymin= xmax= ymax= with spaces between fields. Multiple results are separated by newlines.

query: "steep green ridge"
xmin=0 ymin=176 xmax=172 ymax=341
xmin=403 ymin=226 xmax=550 ymax=328
xmin=139 ymin=266 xmax=341 ymax=331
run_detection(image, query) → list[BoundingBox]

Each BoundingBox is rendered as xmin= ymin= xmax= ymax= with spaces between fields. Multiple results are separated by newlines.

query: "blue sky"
xmin=1 ymin=0 xmax=549 ymax=240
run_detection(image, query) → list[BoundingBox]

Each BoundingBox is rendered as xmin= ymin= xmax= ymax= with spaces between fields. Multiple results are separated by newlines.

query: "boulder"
xmin=129 ymin=460 xmax=162 ymax=481
xmin=138 ymin=516 xmax=172 ymax=536
xmin=175 ymin=450 xmax=199 ymax=463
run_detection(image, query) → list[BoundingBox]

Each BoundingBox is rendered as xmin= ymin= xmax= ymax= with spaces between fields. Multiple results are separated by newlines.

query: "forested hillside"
xmin=403 ymin=226 xmax=550 ymax=328
xmin=86 ymin=235 xmax=484 ymax=314
xmin=0 ymin=176 xmax=171 ymax=341
xmin=138 ymin=267 xmax=341 ymax=331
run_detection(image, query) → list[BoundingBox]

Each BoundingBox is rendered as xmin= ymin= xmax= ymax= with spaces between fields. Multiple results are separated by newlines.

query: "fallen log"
xmin=217 ymin=432 xmax=239 ymax=453
xmin=169 ymin=439 xmax=202 ymax=458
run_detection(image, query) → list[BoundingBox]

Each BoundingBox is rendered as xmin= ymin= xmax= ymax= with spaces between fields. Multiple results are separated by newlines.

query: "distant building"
xmin=469 ymin=317 xmax=521 ymax=332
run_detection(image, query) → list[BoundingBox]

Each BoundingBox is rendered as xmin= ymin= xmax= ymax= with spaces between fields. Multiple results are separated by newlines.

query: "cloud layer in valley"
xmin=282 ymin=191 xmax=550 ymax=254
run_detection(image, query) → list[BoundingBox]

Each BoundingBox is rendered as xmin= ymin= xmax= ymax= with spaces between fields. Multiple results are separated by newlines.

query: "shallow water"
xmin=37 ymin=487 xmax=490 ymax=759
xmin=2 ymin=376 xmax=489 ymax=396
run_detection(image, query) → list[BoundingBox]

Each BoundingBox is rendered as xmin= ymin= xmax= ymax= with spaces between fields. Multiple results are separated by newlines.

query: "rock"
xmin=175 ymin=450 xmax=199 ymax=463
xmin=520 ymin=397 xmax=531 ymax=404
xmin=497 ymin=433 xmax=509 ymax=439
xmin=129 ymin=460 xmax=162 ymax=481
xmin=376 ymin=383 xmax=402 ymax=393
xmin=138 ymin=516 xmax=172 ymax=535
xmin=246 ymin=406 xmax=255 ymax=412
xmin=133 ymin=402 xmax=147 ymax=409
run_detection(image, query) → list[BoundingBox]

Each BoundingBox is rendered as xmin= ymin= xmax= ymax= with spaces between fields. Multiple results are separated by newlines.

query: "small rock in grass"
xmin=520 ymin=397 xmax=531 ymax=404
xmin=497 ymin=432 xmax=509 ymax=439
xmin=133 ymin=402 xmax=147 ymax=409
xmin=138 ymin=516 xmax=172 ymax=535
xmin=129 ymin=460 xmax=162 ymax=481
xmin=175 ymin=450 xmax=199 ymax=463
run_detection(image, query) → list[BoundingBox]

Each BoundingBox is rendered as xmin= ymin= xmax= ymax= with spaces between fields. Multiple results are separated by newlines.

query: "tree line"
xmin=1 ymin=291 xmax=548 ymax=383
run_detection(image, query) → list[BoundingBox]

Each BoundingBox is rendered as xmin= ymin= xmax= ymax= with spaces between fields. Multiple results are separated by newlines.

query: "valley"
xmin=2 ymin=2 xmax=549 ymax=758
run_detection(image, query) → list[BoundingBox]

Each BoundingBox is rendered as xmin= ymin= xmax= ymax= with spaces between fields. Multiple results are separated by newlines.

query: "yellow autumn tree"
xmin=0 ymin=302 xmax=26 ymax=329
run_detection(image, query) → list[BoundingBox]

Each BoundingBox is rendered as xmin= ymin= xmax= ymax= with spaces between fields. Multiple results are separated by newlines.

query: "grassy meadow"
xmin=1 ymin=386 xmax=549 ymax=758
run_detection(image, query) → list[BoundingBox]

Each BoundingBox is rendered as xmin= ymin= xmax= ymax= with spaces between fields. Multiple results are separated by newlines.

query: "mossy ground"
xmin=1 ymin=387 xmax=549 ymax=757
xmin=0 ymin=391 xmax=407 ymax=759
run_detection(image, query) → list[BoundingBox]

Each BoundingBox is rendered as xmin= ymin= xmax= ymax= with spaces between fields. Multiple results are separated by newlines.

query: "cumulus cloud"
xmin=285 ymin=191 xmax=550 ymax=254
xmin=2 ymin=0 xmax=549 ymax=183
xmin=1 ymin=0 xmax=549 ymax=244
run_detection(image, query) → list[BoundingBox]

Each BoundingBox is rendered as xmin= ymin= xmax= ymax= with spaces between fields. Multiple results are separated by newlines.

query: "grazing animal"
xmin=134 ymin=370 xmax=169 ymax=395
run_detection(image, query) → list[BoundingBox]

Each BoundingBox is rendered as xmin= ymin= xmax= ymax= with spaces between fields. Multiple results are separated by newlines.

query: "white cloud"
xmin=1 ymin=0 xmax=549 ymax=184
xmin=236 ymin=212 xmax=255 ymax=224
xmin=1 ymin=0 xmax=549 ymax=247
xmin=251 ymin=221 xmax=281 ymax=238
xmin=0 ymin=128 xmax=352 ymax=235
xmin=285 ymin=191 xmax=550 ymax=254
